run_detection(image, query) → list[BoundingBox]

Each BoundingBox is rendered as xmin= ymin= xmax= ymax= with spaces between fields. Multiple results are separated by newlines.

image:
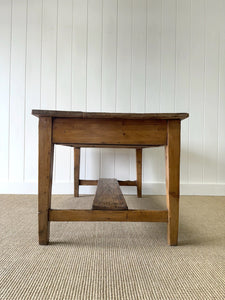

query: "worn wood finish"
xmin=34 ymin=109 xmax=188 ymax=245
xmin=74 ymin=147 xmax=80 ymax=197
xmin=32 ymin=109 xmax=189 ymax=120
xmin=92 ymin=178 xmax=128 ymax=210
xmin=165 ymin=120 xmax=181 ymax=246
xmin=52 ymin=118 xmax=167 ymax=146
xmin=55 ymin=144 xmax=155 ymax=148
xmin=79 ymin=179 xmax=98 ymax=186
xmin=118 ymin=180 xmax=137 ymax=186
xmin=79 ymin=179 xmax=137 ymax=186
xmin=49 ymin=209 xmax=168 ymax=222
xmin=38 ymin=117 xmax=54 ymax=245
xmin=136 ymin=149 xmax=142 ymax=197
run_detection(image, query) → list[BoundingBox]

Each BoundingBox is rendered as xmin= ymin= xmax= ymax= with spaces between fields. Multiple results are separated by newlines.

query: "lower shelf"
xmin=49 ymin=209 xmax=168 ymax=223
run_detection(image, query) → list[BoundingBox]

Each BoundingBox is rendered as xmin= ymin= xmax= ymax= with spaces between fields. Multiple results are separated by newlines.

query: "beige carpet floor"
xmin=0 ymin=194 xmax=224 ymax=300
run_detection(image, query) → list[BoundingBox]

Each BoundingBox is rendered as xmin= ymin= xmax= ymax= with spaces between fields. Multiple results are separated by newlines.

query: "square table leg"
xmin=136 ymin=148 xmax=142 ymax=198
xmin=74 ymin=147 xmax=80 ymax=197
xmin=165 ymin=120 xmax=181 ymax=246
xmin=38 ymin=117 xmax=54 ymax=245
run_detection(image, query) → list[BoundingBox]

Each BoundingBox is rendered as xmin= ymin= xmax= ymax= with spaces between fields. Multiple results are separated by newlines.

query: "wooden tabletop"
xmin=32 ymin=109 xmax=189 ymax=120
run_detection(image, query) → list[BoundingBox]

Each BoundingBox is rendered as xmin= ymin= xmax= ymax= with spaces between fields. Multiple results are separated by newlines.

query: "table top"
xmin=32 ymin=109 xmax=189 ymax=120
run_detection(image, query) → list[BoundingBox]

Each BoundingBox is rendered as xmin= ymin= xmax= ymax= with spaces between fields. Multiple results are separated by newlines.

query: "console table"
xmin=32 ymin=110 xmax=189 ymax=246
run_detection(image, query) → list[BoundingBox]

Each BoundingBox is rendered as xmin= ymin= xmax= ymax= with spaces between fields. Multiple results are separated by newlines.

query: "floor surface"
xmin=0 ymin=195 xmax=225 ymax=299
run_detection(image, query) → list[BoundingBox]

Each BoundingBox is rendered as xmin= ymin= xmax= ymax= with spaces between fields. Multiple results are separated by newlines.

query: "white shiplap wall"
xmin=0 ymin=0 xmax=225 ymax=195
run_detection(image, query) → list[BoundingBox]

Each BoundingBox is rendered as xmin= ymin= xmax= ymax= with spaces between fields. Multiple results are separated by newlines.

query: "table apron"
xmin=52 ymin=118 xmax=167 ymax=146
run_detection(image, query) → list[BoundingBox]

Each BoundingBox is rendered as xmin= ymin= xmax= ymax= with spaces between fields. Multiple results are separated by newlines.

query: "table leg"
xmin=74 ymin=147 xmax=80 ymax=197
xmin=38 ymin=117 xmax=54 ymax=245
xmin=165 ymin=120 xmax=181 ymax=246
xmin=136 ymin=149 xmax=142 ymax=198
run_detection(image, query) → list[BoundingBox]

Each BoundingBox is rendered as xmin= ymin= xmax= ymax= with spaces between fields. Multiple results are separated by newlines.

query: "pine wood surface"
xmin=92 ymin=179 xmax=128 ymax=211
xmin=49 ymin=209 xmax=168 ymax=222
xmin=74 ymin=148 xmax=80 ymax=197
xmin=52 ymin=118 xmax=167 ymax=146
xmin=136 ymin=149 xmax=142 ymax=198
xmin=79 ymin=180 xmax=137 ymax=186
xmin=38 ymin=117 xmax=54 ymax=245
xmin=32 ymin=109 xmax=189 ymax=120
xmin=34 ymin=110 xmax=188 ymax=245
xmin=165 ymin=120 xmax=181 ymax=246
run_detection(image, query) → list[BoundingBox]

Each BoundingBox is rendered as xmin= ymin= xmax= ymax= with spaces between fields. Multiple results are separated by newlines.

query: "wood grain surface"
xmin=92 ymin=178 xmax=128 ymax=210
xmin=165 ymin=120 xmax=181 ymax=246
xmin=52 ymin=118 xmax=167 ymax=146
xmin=38 ymin=117 xmax=54 ymax=245
xmin=49 ymin=209 xmax=168 ymax=222
xmin=74 ymin=147 xmax=80 ymax=197
xmin=32 ymin=109 xmax=189 ymax=120
xmin=79 ymin=179 xmax=137 ymax=186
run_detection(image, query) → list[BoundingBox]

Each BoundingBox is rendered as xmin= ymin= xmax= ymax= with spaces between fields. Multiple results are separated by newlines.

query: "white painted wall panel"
xmin=71 ymin=0 xmax=88 ymax=182
xmin=218 ymin=0 xmax=225 ymax=184
xmin=175 ymin=0 xmax=191 ymax=183
xmin=0 ymin=0 xmax=225 ymax=195
xmin=101 ymin=0 xmax=117 ymax=112
xmin=115 ymin=0 xmax=132 ymax=182
xmin=160 ymin=0 xmax=176 ymax=113
xmin=101 ymin=0 xmax=117 ymax=178
xmin=9 ymin=0 xmax=27 ymax=181
xmin=131 ymin=0 xmax=146 ymax=113
xmin=203 ymin=0 xmax=220 ymax=183
xmin=86 ymin=0 xmax=102 ymax=181
xmin=144 ymin=0 xmax=162 ymax=184
xmin=116 ymin=0 xmax=132 ymax=112
xmin=40 ymin=0 xmax=58 ymax=184
xmin=40 ymin=0 xmax=57 ymax=110
xmin=129 ymin=0 xmax=147 ymax=181
xmin=146 ymin=0 xmax=161 ymax=113
xmin=189 ymin=0 xmax=205 ymax=184
xmin=0 ymin=0 xmax=11 ymax=181
xmin=24 ymin=0 xmax=42 ymax=182
xmin=55 ymin=0 xmax=73 ymax=184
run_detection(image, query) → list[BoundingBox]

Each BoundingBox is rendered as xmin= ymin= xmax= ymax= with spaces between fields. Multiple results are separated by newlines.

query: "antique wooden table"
xmin=32 ymin=110 xmax=189 ymax=246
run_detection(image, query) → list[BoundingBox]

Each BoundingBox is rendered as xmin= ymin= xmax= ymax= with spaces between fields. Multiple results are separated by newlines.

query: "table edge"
xmin=32 ymin=109 xmax=189 ymax=120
